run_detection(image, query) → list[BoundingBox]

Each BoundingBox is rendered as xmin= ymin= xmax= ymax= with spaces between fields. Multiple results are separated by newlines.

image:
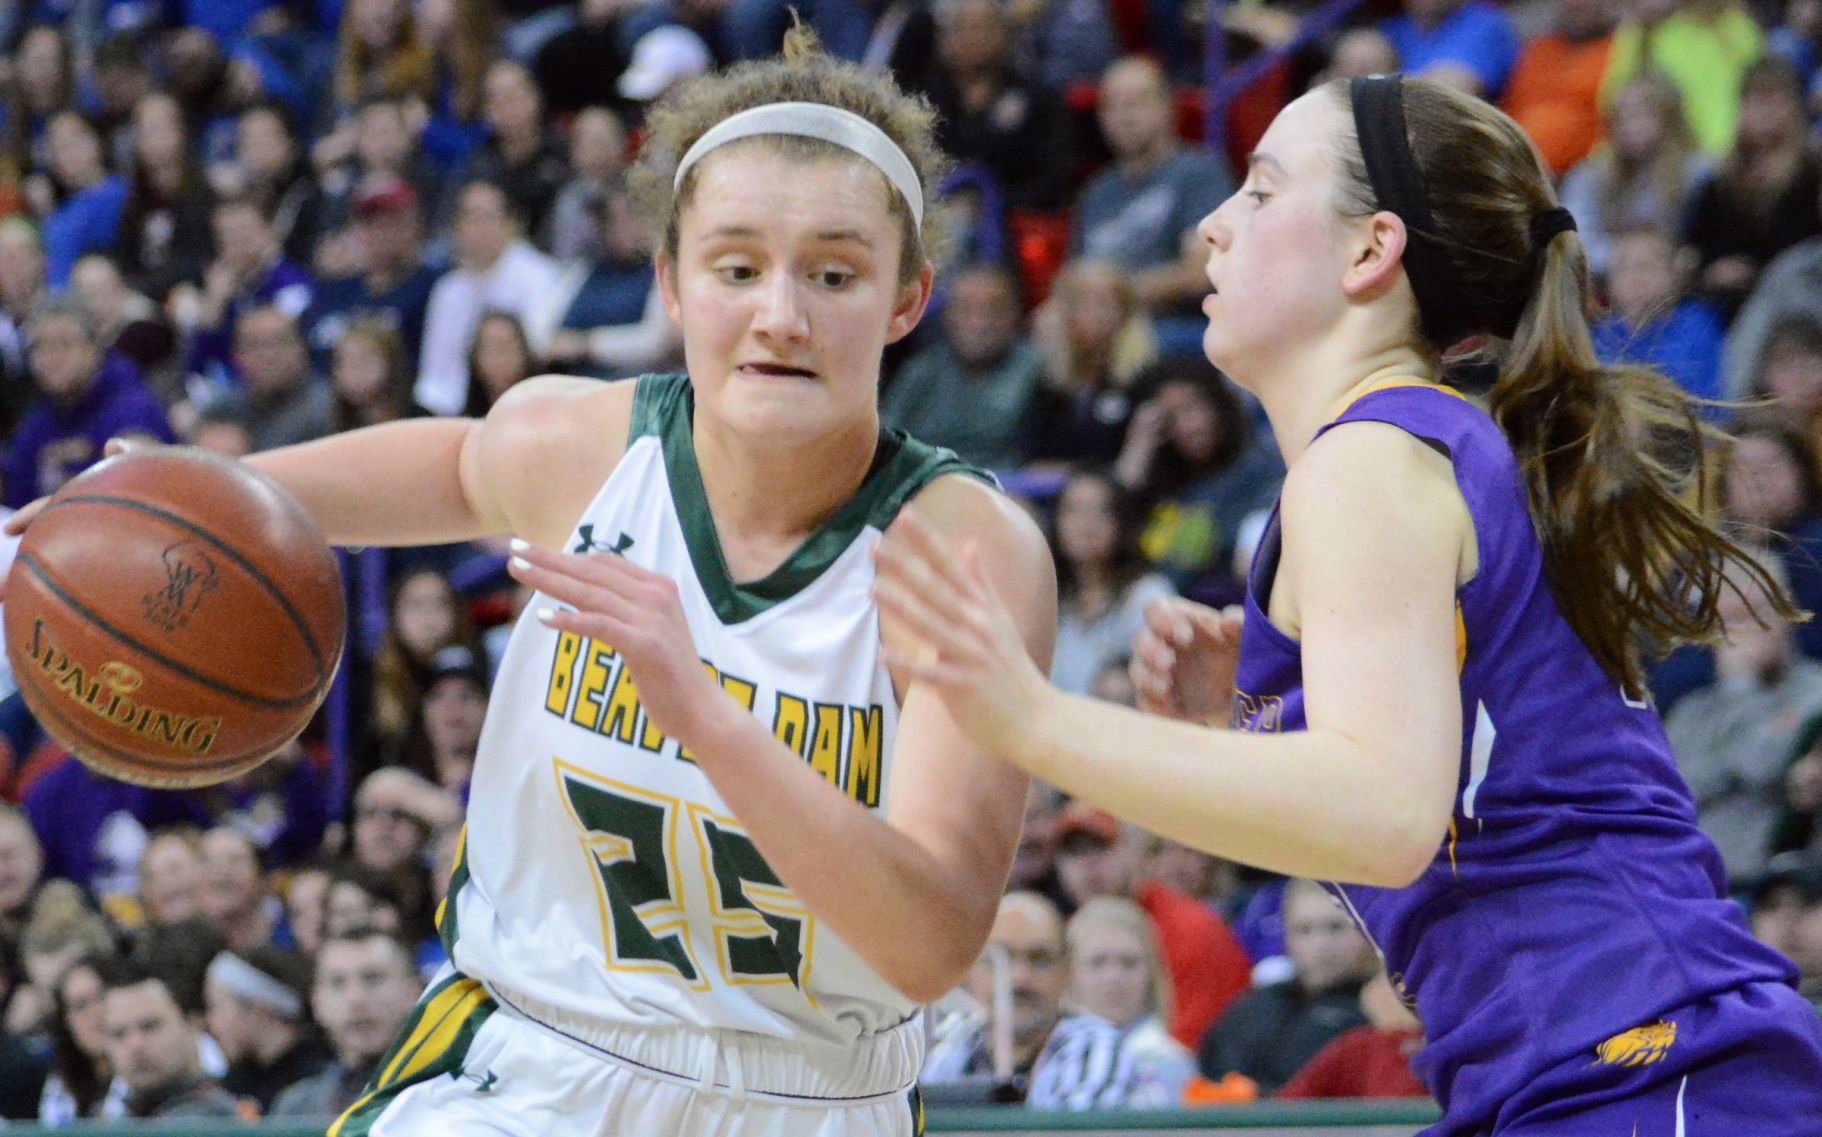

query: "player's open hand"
xmin=871 ymin=506 xmax=1050 ymax=759
xmin=505 ymin=537 xmax=730 ymax=749
xmin=1130 ymin=597 xmax=1243 ymax=724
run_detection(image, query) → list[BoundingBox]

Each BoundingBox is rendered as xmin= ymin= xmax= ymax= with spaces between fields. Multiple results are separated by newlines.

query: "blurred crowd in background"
xmin=1 ymin=0 xmax=1822 ymax=1122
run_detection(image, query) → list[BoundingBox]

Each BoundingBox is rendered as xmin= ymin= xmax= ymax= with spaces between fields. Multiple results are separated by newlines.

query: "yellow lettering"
xmin=545 ymin=632 xmax=582 ymax=717
xmin=808 ymin=703 xmax=842 ymax=786
xmin=844 ymin=706 xmax=883 ymax=807
xmin=718 ymin=671 xmax=757 ymax=712
xmin=570 ymin=641 xmax=615 ymax=731
xmin=773 ymin=694 xmax=809 ymax=755
xmin=599 ymin=662 xmax=642 ymax=743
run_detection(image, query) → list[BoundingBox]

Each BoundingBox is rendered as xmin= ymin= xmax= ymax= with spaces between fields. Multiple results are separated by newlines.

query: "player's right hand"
xmin=1130 ymin=597 xmax=1244 ymax=725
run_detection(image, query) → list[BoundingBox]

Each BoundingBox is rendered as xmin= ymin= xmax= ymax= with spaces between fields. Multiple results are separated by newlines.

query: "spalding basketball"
xmin=4 ymin=449 xmax=346 ymax=788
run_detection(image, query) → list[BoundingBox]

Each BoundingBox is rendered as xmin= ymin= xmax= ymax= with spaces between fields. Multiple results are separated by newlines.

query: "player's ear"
xmin=1343 ymin=211 xmax=1408 ymax=301
xmin=656 ymin=252 xmax=682 ymax=327
xmin=886 ymin=261 xmax=934 ymax=344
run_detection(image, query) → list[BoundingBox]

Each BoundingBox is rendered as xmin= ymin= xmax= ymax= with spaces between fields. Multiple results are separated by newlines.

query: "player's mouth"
xmin=739 ymin=362 xmax=818 ymax=379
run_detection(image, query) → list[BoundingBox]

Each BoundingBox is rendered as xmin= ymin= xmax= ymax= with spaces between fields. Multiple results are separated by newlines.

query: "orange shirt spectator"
xmin=1500 ymin=0 xmax=1616 ymax=177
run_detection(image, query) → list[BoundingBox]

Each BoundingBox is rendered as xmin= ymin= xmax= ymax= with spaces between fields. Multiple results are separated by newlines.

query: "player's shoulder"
xmin=474 ymin=374 xmax=644 ymax=547
xmin=902 ymin=474 xmax=1048 ymax=571
xmin=1285 ymin=416 xmax=1460 ymax=521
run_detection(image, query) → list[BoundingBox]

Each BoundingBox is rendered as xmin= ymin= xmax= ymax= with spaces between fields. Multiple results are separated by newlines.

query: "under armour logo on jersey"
xmin=468 ymin=1070 xmax=499 ymax=1093
xmin=573 ymin=525 xmax=635 ymax=556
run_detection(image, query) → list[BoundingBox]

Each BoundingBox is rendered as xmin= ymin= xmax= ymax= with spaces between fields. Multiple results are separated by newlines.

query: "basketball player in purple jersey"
xmin=874 ymin=75 xmax=1822 ymax=1134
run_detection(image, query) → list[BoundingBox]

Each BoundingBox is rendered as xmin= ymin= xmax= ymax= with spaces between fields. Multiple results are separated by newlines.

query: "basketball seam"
xmin=17 ymin=552 xmax=323 ymax=711
xmin=38 ymin=492 xmax=337 ymax=680
xmin=14 ymin=665 xmax=271 ymax=782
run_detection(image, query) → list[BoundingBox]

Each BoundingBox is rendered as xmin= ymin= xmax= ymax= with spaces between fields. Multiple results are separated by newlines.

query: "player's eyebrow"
xmin=1246 ymin=153 xmax=1287 ymax=178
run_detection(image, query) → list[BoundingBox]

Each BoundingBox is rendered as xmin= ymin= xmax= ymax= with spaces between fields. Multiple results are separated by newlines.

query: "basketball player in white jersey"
xmin=11 ymin=31 xmax=1056 ymax=1137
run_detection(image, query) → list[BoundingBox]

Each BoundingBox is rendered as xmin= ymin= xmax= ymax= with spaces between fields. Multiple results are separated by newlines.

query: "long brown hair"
xmin=1328 ymin=77 xmax=1797 ymax=696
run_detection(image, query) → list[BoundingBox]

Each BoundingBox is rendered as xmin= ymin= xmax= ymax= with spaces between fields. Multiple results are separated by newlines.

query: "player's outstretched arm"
xmin=875 ymin=421 xmax=1466 ymax=889
xmin=506 ymin=476 xmax=1057 ymax=1003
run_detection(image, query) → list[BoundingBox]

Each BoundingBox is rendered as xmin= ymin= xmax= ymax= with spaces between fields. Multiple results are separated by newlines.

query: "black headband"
xmin=1349 ymin=75 xmax=1573 ymax=344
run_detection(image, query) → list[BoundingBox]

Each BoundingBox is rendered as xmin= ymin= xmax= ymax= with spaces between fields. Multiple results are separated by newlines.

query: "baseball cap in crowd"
xmin=353 ymin=174 xmax=418 ymax=218
xmin=1752 ymin=850 xmax=1822 ymax=906
xmin=618 ymin=26 xmax=713 ymax=101
xmin=1053 ymin=802 xmax=1122 ymax=853
xmin=424 ymin=644 xmax=489 ymax=690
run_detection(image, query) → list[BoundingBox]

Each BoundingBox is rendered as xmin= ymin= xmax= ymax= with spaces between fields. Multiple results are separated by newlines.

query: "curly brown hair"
xmin=629 ymin=25 xmax=951 ymax=287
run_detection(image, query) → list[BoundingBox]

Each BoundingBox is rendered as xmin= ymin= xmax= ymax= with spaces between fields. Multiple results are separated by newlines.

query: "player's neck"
xmin=1248 ymin=340 xmax=1436 ymax=466
xmin=691 ymin=415 xmax=881 ymax=578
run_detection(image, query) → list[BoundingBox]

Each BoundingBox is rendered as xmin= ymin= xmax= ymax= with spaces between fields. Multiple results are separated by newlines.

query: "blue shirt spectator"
xmin=1381 ymin=0 xmax=1520 ymax=99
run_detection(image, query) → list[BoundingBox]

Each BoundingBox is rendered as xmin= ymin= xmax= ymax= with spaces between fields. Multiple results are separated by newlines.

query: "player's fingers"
xmin=885 ymin=507 xmax=978 ymax=597
xmin=873 ymin=578 xmax=979 ymax=661
xmin=2 ymin=495 xmax=50 ymax=536
xmin=874 ymin=544 xmax=981 ymax=631
xmin=1142 ymin=596 xmax=1195 ymax=647
xmin=507 ymin=553 xmax=640 ymax=625
xmin=103 ymin=436 xmax=149 ymax=458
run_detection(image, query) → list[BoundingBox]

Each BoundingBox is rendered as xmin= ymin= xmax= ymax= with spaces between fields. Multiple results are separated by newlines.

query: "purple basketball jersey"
xmin=1232 ymin=385 xmax=1801 ymax=1132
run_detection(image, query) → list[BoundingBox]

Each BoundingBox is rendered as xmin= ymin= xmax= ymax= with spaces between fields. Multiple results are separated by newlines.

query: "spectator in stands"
xmin=1777 ymin=721 xmax=1822 ymax=859
xmin=172 ymin=193 xmax=316 ymax=386
xmin=921 ymin=891 xmax=1069 ymax=1096
xmin=305 ymin=174 xmax=439 ymax=372
xmin=225 ymin=303 xmax=335 ymax=450
xmin=229 ymin=103 xmax=326 ymax=268
xmin=69 ymin=255 xmax=177 ymax=397
xmin=329 ymin=0 xmax=436 ymax=121
xmin=1 ymin=299 xmax=174 ymax=507
xmin=208 ymin=745 xmax=332 ymax=872
xmin=1560 ymin=73 xmax=1710 ymax=278
xmin=280 ymin=862 xmax=333 ymax=959
xmin=0 ymin=803 xmax=46 ymax=962
xmin=413 ymin=0 xmax=497 ymax=171
xmin=1723 ymin=183 xmax=1822 ymax=398
xmin=459 ymin=60 xmax=569 ymax=243
xmin=1498 ymin=0 xmax=1615 ymax=177
xmin=1668 ymin=550 xmax=1822 ymax=883
xmin=115 ymin=92 xmax=216 ymax=302
xmin=199 ymin=827 xmax=277 ymax=952
xmin=1316 ymin=27 xmax=1399 ymax=84
xmin=1378 ymin=0 xmax=1519 ymax=99
xmin=1196 ymin=878 xmax=1375 ymax=1096
xmin=187 ymin=397 xmax=255 ymax=455
xmin=90 ymin=37 xmax=156 ymax=164
xmin=314 ymin=94 xmax=442 ymax=257
xmin=1070 ymin=56 xmax=1231 ymax=315
xmin=1047 ymin=469 xmax=1175 ymax=695
xmin=1719 ymin=417 xmax=1822 ymax=662
xmin=1748 ymin=850 xmax=1822 ymax=1009
xmin=1027 ymin=258 xmax=1157 ymax=467
xmin=921 ymin=0 xmax=1074 ymax=213
xmin=1113 ymin=358 xmax=1283 ymax=604
xmin=1008 ymin=781 xmax=1071 ymax=915
xmin=461 ymin=311 xmax=538 ymax=417
xmin=8 ymin=884 xmax=114 ymax=1048
xmin=1746 ymin=316 xmax=1822 ymax=458
xmin=548 ymin=107 xmax=629 ymax=262
xmin=138 ymin=828 xmax=208 ymax=929
xmin=531 ymin=0 xmax=642 ymax=119
xmin=37 ymin=950 xmax=118 ymax=1124
xmin=204 ymin=945 xmax=329 ymax=1112
xmin=364 ymin=564 xmax=481 ymax=769
xmin=33 ymin=110 xmax=128 ymax=289
xmin=1602 ymin=0 xmax=1764 ymax=158
xmin=270 ymin=929 xmax=423 ymax=1117
xmin=1025 ymin=897 xmax=1195 ymax=1109
xmin=1684 ymin=56 xmax=1822 ymax=322
xmin=0 ymin=218 xmax=48 ymax=427
xmin=882 ymin=262 xmax=1041 ymax=471
xmin=331 ymin=317 xmax=420 ymax=431
xmin=416 ymin=180 xmax=561 ymax=415
xmin=1052 ymin=804 xmax=1251 ymax=1049
xmin=1591 ymin=227 xmax=1725 ymax=405
xmin=98 ymin=956 xmax=243 ymax=1120
xmin=1275 ymin=969 xmax=1427 ymax=1100
xmin=533 ymin=179 xmax=680 ymax=380
xmin=2 ymin=27 xmax=75 ymax=178
xmin=399 ymin=644 xmax=491 ymax=793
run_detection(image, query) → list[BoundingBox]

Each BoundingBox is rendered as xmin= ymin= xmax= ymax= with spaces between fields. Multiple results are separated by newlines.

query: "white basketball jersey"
xmin=440 ymin=374 xmax=984 ymax=1047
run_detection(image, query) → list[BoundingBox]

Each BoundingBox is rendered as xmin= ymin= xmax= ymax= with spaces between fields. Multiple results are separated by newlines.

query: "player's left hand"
xmin=505 ymin=538 xmax=732 ymax=748
xmin=872 ymin=506 xmax=1052 ymax=759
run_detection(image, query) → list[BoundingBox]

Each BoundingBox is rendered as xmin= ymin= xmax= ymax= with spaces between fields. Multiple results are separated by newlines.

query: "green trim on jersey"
xmin=436 ymin=825 xmax=471 ymax=958
xmin=629 ymin=373 xmax=993 ymax=625
xmin=330 ymin=973 xmax=496 ymax=1137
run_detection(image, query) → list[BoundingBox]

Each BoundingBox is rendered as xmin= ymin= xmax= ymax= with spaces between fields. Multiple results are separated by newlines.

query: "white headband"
xmin=673 ymin=101 xmax=924 ymax=229
xmin=207 ymin=952 xmax=302 ymax=1020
